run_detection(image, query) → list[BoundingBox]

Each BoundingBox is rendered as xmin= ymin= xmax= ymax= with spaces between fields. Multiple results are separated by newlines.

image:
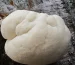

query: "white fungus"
xmin=1 ymin=10 xmax=71 ymax=65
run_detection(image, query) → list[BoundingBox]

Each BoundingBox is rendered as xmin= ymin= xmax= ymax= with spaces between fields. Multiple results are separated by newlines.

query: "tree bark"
xmin=0 ymin=0 xmax=75 ymax=65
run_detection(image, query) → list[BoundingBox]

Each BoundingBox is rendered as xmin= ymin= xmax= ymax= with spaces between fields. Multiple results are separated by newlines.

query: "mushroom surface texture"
xmin=1 ymin=10 xmax=71 ymax=65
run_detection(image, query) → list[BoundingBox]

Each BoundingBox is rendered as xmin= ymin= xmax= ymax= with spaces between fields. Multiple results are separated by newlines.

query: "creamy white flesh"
xmin=1 ymin=10 xmax=71 ymax=65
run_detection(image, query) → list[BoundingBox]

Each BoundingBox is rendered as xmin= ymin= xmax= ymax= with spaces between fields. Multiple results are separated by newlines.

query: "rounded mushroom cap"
xmin=1 ymin=10 xmax=71 ymax=65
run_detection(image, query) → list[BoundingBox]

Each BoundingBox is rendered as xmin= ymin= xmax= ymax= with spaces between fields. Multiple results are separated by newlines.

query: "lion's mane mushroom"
xmin=1 ymin=10 xmax=71 ymax=65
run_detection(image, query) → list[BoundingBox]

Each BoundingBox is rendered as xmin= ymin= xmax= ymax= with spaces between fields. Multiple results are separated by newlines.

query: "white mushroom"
xmin=1 ymin=10 xmax=71 ymax=65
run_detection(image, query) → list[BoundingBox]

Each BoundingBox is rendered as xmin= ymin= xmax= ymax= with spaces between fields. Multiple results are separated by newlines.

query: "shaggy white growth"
xmin=1 ymin=10 xmax=71 ymax=65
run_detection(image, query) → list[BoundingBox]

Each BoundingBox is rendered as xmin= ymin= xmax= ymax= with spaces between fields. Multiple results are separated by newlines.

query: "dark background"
xmin=0 ymin=0 xmax=75 ymax=65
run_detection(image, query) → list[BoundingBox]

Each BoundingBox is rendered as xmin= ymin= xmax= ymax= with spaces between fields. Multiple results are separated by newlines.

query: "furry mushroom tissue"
xmin=1 ymin=10 xmax=71 ymax=65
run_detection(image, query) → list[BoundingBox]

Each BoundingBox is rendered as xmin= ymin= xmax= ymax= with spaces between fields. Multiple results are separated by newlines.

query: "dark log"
xmin=0 ymin=0 xmax=75 ymax=65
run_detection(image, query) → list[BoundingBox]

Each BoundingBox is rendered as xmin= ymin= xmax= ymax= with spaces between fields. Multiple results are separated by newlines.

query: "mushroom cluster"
xmin=1 ymin=10 xmax=71 ymax=65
